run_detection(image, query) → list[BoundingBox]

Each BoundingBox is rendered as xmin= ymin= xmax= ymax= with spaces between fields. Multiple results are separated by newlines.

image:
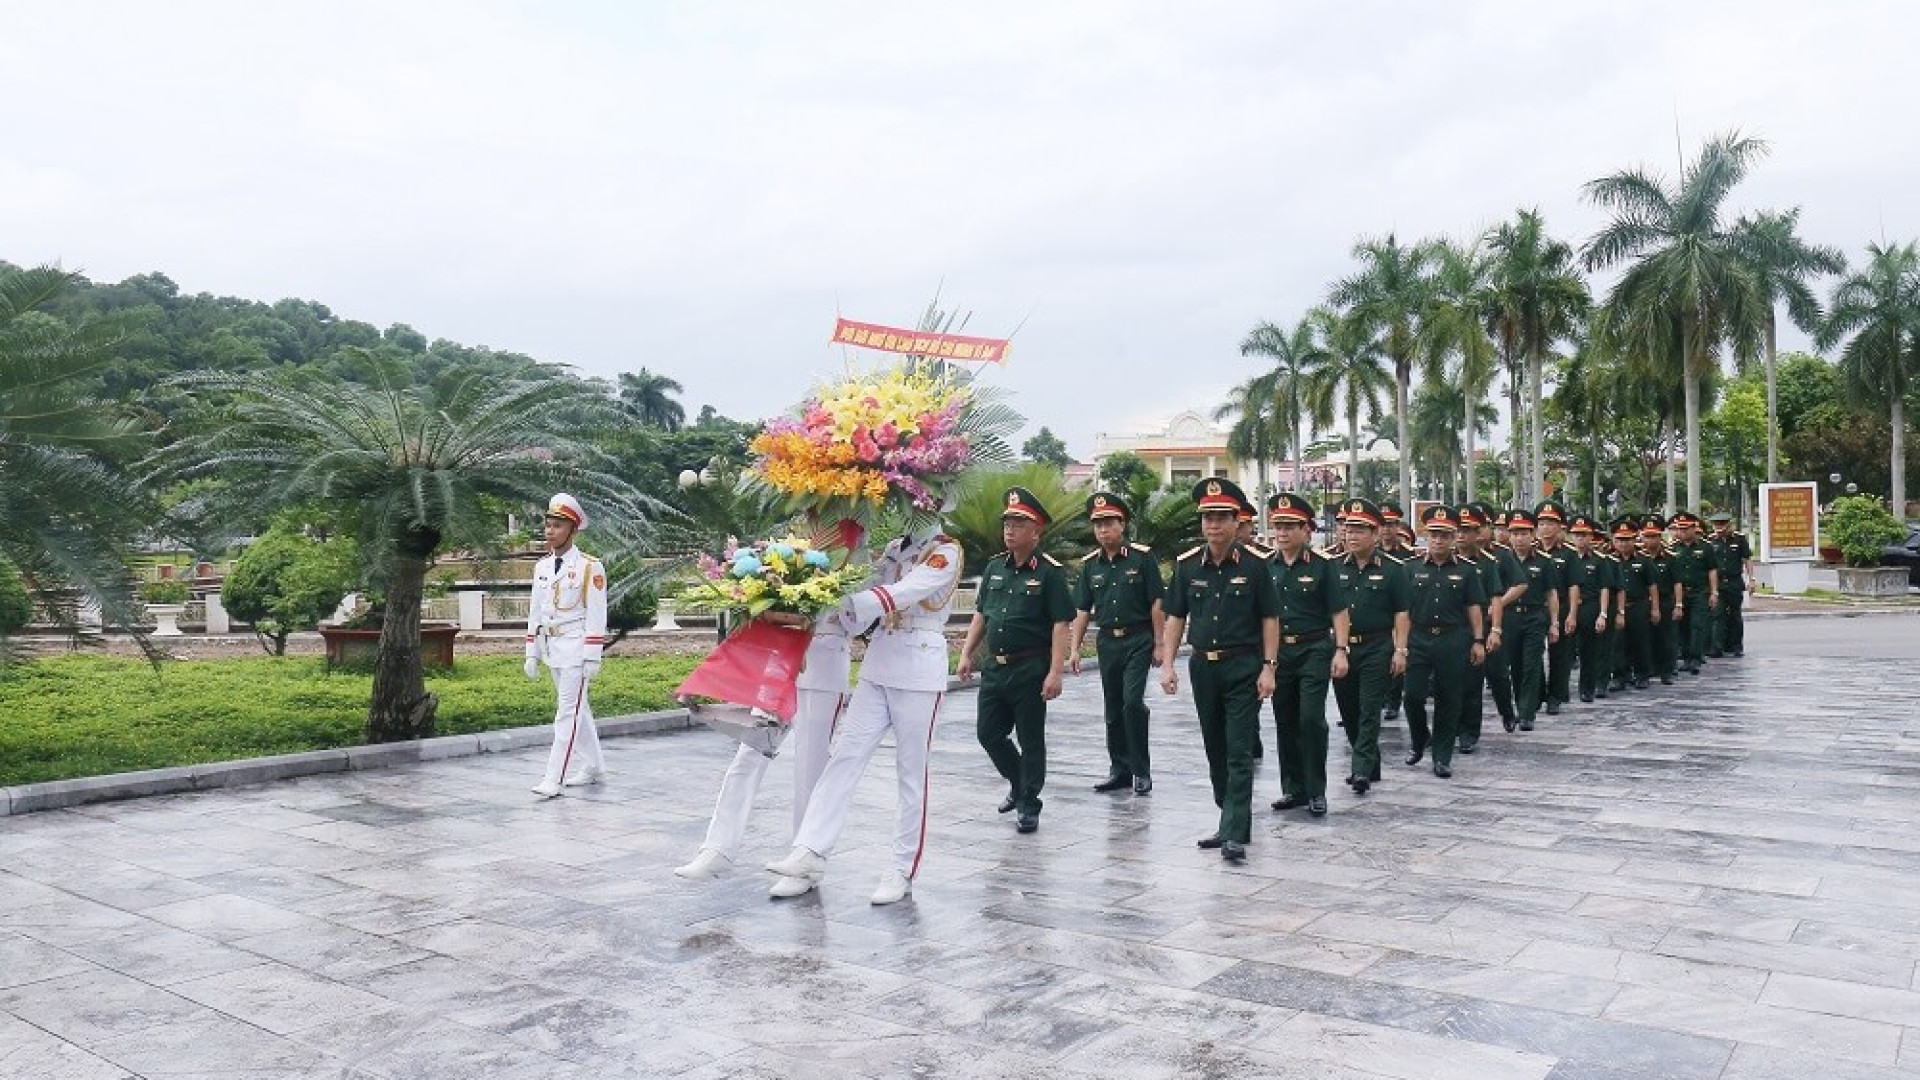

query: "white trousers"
xmin=698 ymin=688 xmax=844 ymax=858
xmin=792 ymin=682 xmax=943 ymax=879
xmin=540 ymin=665 xmax=604 ymax=784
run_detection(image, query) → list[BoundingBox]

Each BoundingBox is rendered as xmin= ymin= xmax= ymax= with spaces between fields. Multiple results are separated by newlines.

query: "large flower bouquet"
xmin=746 ymin=361 xmax=1020 ymax=533
xmin=673 ymin=535 xmax=867 ymax=621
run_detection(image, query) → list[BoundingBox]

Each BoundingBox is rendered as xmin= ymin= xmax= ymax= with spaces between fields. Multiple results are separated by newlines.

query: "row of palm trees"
xmin=1224 ymin=131 xmax=1918 ymax=518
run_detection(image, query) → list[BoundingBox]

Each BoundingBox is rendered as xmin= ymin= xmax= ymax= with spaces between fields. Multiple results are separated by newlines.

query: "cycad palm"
xmin=1817 ymin=241 xmax=1920 ymax=515
xmin=1235 ymin=316 xmax=1327 ymax=498
xmin=1488 ymin=209 xmax=1590 ymax=504
xmin=1582 ymin=133 xmax=1768 ymax=511
xmin=1731 ymin=208 xmax=1846 ymax=481
xmin=1304 ymin=305 xmax=1391 ymax=499
xmin=1330 ymin=234 xmax=1436 ymax=503
xmin=165 ymin=355 xmax=670 ymax=742
xmin=0 ymin=265 xmax=153 ymax=644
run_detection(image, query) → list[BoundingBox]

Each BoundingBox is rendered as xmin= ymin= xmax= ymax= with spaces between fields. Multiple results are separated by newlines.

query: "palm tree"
xmin=1488 ymin=209 xmax=1591 ymax=504
xmin=1731 ymin=209 xmax=1846 ymax=482
xmin=1419 ymin=238 xmax=1501 ymax=501
xmin=1211 ymin=375 xmax=1282 ymax=512
xmin=1236 ymin=315 xmax=1326 ymax=498
xmin=617 ymin=368 xmax=687 ymax=432
xmin=1330 ymin=234 xmax=1436 ymax=506
xmin=1582 ymin=133 xmax=1770 ymax=511
xmin=0 ymin=265 xmax=153 ymax=644
xmin=166 ymin=354 xmax=670 ymax=742
xmin=1304 ymin=305 xmax=1392 ymax=499
xmin=1817 ymin=241 xmax=1920 ymax=516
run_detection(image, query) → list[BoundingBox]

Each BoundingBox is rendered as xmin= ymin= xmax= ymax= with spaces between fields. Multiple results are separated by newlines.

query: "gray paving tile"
xmin=0 ymin=969 xmax=210 ymax=1046
xmin=0 ymin=930 xmax=97 ymax=989
xmin=0 ymin=1012 xmax=134 ymax=1080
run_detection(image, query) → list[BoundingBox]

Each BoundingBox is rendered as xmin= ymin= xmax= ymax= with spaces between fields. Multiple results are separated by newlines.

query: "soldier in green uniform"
xmin=1380 ymin=501 xmax=1410 ymax=722
xmin=1454 ymin=504 xmax=1513 ymax=748
xmin=1264 ymin=492 xmax=1351 ymax=817
xmin=1234 ymin=497 xmax=1267 ymax=762
xmin=1401 ymin=505 xmax=1487 ymax=778
xmin=1709 ymin=510 xmax=1753 ymax=657
xmin=1469 ymin=503 xmax=1525 ymax=730
xmin=1668 ymin=512 xmax=1718 ymax=673
xmin=1564 ymin=514 xmax=1615 ymax=703
xmin=1332 ymin=498 xmax=1409 ymax=794
xmin=1068 ymin=492 xmax=1165 ymax=797
xmin=1610 ymin=517 xmax=1654 ymax=689
xmin=958 ymin=487 xmax=1075 ymax=834
xmin=1639 ymin=515 xmax=1679 ymax=685
xmin=1534 ymin=500 xmax=1576 ymax=713
xmin=1502 ymin=509 xmax=1560 ymax=730
xmin=1160 ymin=478 xmax=1280 ymax=863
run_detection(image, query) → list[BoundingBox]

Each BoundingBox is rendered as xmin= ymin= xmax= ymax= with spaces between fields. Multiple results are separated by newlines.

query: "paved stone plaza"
xmin=2 ymin=617 xmax=1918 ymax=1079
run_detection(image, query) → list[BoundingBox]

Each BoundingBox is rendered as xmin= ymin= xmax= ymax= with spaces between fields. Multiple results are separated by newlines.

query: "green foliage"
xmin=945 ymin=463 xmax=1089 ymax=575
xmin=1021 ymin=426 xmax=1072 ymax=467
xmin=0 ymin=562 xmax=31 ymax=632
xmin=1825 ymin=494 xmax=1905 ymax=567
xmin=222 ymin=523 xmax=359 ymax=655
xmin=1773 ymin=352 xmax=1840 ymax=439
xmin=0 ymin=653 xmax=701 ymax=787
xmin=138 ymin=578 xmax=190 ymax=605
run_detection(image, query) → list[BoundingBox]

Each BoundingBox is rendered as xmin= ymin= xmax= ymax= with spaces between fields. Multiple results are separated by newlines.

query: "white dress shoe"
xmin=768 ymin=874 xmax=817 ymax=899
xmin=673 ymin=849 xmax=732 ymax=879
xmin=530 ymin=780 xmax=563 ymax=798
xmin=764 ymin=848 xmax=826 ymax=880
xmin=562 ymin=768 xmax=605 ymax=787
xmin=870 ymin=870 xmax=912 ymax=906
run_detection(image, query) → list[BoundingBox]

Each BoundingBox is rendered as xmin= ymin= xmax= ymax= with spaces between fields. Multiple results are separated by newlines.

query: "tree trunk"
xmin=1528 ymin=341 xmax=1545 ymax=506
xmin=1508 ymin=366 xmax=1526 ymax=504
xmin=1396 ymin=360 xmax=1414 ymax=505
xmin=1348 ymin=402 xmax=1361 ymax=505
xmin=1662 ymin=414 xmax=1677 ymax=516
xmin=367 ymin=532 xmax=441 ymax=743
xmin=1683 ymin=329 xmax=1703 ymax=513
xmin=1764 ymin=309 xmax=1780 ymax=484
xmin=1463 ymin=393 xmax=1477 ymax=503
xmin=1893 ymin=383 xmax=1908 ymax=520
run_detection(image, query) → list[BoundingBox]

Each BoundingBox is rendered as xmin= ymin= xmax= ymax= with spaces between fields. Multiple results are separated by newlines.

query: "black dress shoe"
xmin=1404 ymin=745 xmax=1426 ymax=766
xmin=1352 ymin=778 xmax=1370 ymax=795
xmin=1633 ymin=678 xmax=1649 ymax=689
xmin=1196 ymin=834 xmax=1223 ymax=849
xmin=1432 ymin=761 xmax=1453 ymax=778
xmin=1545 ymin=701 xmax=1561 ymax=716
xmin=1660 ymin=675 xmax=1674 ymax=685
xmin=1519 ymin=719 xmax=1535 ymax=731
xmin=1501 ymin=714 xmax=1517 ymax=733
xmin=1708 ymin=651 xmax=1724 ymax=659
xmin=1133 ymin=778 xmax=1152 ymax=796
xmin=1383 ymin=706 xmax=1400 ymax=721
xmin=1308 ymin=796 xmax=1327 ymax=816
xmin=1093 ymin=775 xmax=1133 ymax=793
xmin=1608 ymin=680 xmax=1626 ymax=692
xmin=1220 ymin=841 xmax=1246 ymax=862
xmin=1458 ymin=740 xmax=1477 ymax=755
xmin=1732 ymin=650 xmax=1744 ymax=658
xmin=997 ymin=793 xmax=1016 ymax=814
xmin=1016 ymin=814 xmax=1038 ymax=834
xmin=1580 ymin=692 xmax=1595 ymax=703
xmin=1271 ymin=795 xmax=1307 ymax=811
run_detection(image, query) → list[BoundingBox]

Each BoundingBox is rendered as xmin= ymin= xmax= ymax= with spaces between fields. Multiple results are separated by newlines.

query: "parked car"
xmin=1884 ymin=524 xmax=1920 ymax=587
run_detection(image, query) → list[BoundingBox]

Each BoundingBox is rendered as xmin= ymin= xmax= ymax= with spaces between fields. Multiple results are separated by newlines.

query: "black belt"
xmin=1418 ymin=625 xmax=1465 ymax=636
xmin=991 ymin=646 xmax=1049 ymax=666
xmin=1281 ymin=629 xmax=1329 ymax=645
xmin=1101 ymin=621 xmax=1152 ymax=639
xmin=1193 ymin=643 xmax=1259 ymax=662
xmin=1348 ymin=631 xmax=1392 ymax=644
xmin=1509 ymin=605 xmax=1540 ymax=614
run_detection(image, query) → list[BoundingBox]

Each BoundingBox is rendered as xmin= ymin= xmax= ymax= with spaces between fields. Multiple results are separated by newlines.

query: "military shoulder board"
xmin=1130 ymin=542 xmax=1152 ymax=553
xmin=1244 ymin=543 xmax=1274 ymax=560
xmin=1040 ymin=553 xmax=1063 ymax=567
xmin=1382 ymin=551 xmax=1407 ymax=564
xmin=1177 ymin=545 xmax=1204 ymax=561
xmin=1080 ymin=549 xmax=1100 ymax=563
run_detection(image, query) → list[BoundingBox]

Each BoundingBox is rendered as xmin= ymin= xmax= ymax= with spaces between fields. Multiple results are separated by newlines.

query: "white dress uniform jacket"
xmin=839 ymin=531 xmax=964 ymax=690
xmin=525 ymin=546 xmax=608 ymax=670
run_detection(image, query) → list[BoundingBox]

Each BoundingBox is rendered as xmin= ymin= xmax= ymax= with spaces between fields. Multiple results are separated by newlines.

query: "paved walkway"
xmin=2 ymin=622 xmax=1918 ymax=1079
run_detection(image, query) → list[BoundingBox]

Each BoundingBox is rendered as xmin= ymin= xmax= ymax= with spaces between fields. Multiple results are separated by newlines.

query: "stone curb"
xmin=1745 ymin=606 xmax=1920 ymax=619
xmin=0 ymin=707 xmax=696 ymax=818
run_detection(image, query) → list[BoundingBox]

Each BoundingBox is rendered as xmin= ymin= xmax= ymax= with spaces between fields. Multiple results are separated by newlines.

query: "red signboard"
xmin=830 ymin=318 xmax=1010 ymax=363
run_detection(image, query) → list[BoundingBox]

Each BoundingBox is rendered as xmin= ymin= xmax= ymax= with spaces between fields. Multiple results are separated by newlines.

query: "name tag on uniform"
xmin=1368 ymin=574 xmax=1384 ymax=582
xmin=1024 ymin=579 xmax=1041 ymax=592
xmin=1446 ymin=574 xmax=1462 ymax=581
xmin=1298 ymin=574 xmax=1314 ymax=583
xmin=1228 ymin=576 xmax=1247 ymax=585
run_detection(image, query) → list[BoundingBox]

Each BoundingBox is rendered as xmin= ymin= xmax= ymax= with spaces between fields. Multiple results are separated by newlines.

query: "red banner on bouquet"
xmin=830 ymin=317 xmax=1011 ymax=364
xmin=674 ymin=617 xmax=813 ymax=721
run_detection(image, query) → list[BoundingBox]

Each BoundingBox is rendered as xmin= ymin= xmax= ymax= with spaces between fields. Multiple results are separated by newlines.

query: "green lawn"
xmin=0 ymin=653 xmax=702 ymax=787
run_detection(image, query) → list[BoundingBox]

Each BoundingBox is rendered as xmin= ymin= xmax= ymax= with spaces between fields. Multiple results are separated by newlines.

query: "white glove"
xmin=523 ymin=657 xmax=540 ymax=680
xmin=581 ymin=659 xmax=602 ymax=682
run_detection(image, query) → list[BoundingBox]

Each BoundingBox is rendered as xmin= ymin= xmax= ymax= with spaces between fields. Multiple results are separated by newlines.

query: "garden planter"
xmin=146 ymin=604 xmax=186 ymax=637
xmin=319 ymin=622 xmax=460 ymax=670
xmin=1835 ymin=566 xmax=1910 ymax=598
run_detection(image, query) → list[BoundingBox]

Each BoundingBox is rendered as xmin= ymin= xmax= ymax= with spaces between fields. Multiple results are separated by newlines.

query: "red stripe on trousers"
xmin=907 ymin=692 xmax=942 ymax=880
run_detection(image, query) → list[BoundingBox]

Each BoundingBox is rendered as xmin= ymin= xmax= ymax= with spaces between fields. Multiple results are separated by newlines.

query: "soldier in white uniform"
xmin=765 ymin=526 xmax=963 ymax=905
xmin=524 ymin=493 xmax=609 ymax=798
xmin=672 ymin=616 xmax=851 ymax=878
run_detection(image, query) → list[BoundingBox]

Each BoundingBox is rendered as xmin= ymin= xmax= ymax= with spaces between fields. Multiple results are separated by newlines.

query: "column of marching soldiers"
xmin=1026 ymin=479 xmax=1755 ymax=865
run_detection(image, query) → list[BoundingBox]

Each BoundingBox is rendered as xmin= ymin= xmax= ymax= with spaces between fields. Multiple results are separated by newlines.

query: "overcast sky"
xmin=7 ymin=2 xmax=1916 ymax=459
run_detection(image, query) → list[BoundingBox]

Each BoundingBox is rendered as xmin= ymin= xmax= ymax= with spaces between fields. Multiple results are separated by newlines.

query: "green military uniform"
xmin=1565 ymin=515 xmax=1615 ymax=702
xmin=1403 ymin=505 xmax=1488 ymax=776
xmin=1477 ymin=507 xmax=1524 ymax=729
xmin=1073 ymin=492 xmax=1163 ymax=795
xmin=973 ymin=488 xmax=1075 ymax=827
xmin=1379 ymin=501 xmax=1410 ymax=722
xmin=1611 ymin=517 xmax=1655 ymax=688
xmin=1668 ymin=512 xmax=1716 ymax=673
xmin=1640 ymin=516 xmax=1679 ymax=683
xmin=1331 ymin=498 xmax=1409 ymax=793
xmin=1454 ymin=504 xmax=1505 ymax=750
xmin=1503 ymin=509 xmax=1558 ymax=728
xmin=1710 ymin=513 xmax=1752 ymax=657
xmin=1534 ymin=501 xmax=1576 ymax=711
xmin=1165 ymin=478 xmax=1279 ymax=857
xmin=1265 ymin=492 xmax=1349 ymax=814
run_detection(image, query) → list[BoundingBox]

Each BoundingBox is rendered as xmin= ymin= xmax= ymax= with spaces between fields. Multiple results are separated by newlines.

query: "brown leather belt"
xmin=1196 ymin=644 xmax=1259 ymax=662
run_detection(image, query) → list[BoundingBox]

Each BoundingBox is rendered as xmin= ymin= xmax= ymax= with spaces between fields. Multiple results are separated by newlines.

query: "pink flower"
xmin=875 ymin=422 xmax=899 ymax=448
xmin=856 ymin=438 xmax=881 ymax=462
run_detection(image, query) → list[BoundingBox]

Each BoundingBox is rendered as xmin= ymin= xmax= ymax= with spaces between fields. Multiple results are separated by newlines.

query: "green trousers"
xmin=1683 ymin=595 xmax=1713 ymax=665
xmin=1713 ymin=587 xmax=1745 ymax=655
xmin=1334 ymin=637 xmax=1392 ymax=781
xmin=1096 ymin=633 xmax=1154 ymax=780
xmin=1484 ymin=634 xmax=1516 ymax=721
xmin=977 ymin=655 xmax=1049 ymax=817
xmin=1506 ymin=609 xmax=1548 ymax=719
xmin=1404 ymin=626 xmax=1472 ymax=766
xmin=1654 ymin=604 xmax=1678 ymax=678
xmin=1272 ymin=638 xmax=1333 ymax=799
xmin=1618 ymin=604 xmax=1653 ymax=683
xmin=1576 ymin=605 xmax=1606 ymax=697
xmin=1547 ymin=619 xmax=1574 ymax=705
xmin=1191 ymin=651 xmax=1260 ymax=845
